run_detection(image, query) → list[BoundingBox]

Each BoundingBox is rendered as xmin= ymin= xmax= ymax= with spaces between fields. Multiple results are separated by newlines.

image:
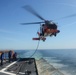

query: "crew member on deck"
xmin=0 ymin=52 xmax=4 ymax=66
xmin=13 ymin=52 xmax=17 ymax=61
xmin=8 ymin=50 xmax=12 ymax=63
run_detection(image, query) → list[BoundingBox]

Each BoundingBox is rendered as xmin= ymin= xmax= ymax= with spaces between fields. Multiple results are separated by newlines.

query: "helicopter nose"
xmin=57 ymin=30 xmax=60 ymax=33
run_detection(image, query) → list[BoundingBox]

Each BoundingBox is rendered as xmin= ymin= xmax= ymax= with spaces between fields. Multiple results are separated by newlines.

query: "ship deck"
xmin=0 ymin=58 xmax=38 ymax=75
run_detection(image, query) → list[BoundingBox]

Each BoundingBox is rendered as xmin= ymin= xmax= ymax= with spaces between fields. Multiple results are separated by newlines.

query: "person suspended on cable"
xmin=40 ymin=24 xmax=47 ymax=36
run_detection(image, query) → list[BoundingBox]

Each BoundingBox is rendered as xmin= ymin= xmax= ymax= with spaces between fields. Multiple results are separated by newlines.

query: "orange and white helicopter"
xmin=21 ymin=5 xmax=76 ymax=41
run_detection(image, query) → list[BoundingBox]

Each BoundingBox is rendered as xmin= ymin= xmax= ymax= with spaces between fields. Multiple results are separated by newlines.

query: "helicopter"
xmin=21 ymin=5 xmax=76 ymax=41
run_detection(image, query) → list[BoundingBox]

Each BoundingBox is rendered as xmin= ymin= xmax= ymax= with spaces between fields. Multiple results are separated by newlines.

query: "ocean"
xmin=15 ymin=49 xmax=76 ymax=75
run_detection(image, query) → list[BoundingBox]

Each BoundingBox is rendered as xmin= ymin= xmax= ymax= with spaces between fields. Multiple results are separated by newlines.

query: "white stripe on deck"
xmin=0 ymin=61 xmax=17 ymax=75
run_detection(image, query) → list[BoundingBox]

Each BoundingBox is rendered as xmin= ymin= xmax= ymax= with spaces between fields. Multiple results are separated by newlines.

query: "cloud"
xmin=0 ymin=28 xmax=25 ymax=35
xmin=0 ymin=29 xmax=14 ymax=34
xmin=54 ymin=2 xmax=76 ymax=8
xmin=0 ymin=29 xmax=18 ymax=41
xmin=62 ymin=21 xmax=76 ymax=27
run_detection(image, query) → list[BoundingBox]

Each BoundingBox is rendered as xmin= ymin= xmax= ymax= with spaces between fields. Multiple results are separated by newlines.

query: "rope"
xmin=18 ymin=39 xmax=40 ymax=60
xmin=29 ymin=40 xmax=40 ymax=58
xmin=29 ymin=26 xmax=41 ymax=58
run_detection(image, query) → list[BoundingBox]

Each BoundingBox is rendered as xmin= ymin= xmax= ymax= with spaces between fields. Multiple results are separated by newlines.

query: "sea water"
xmin=15 ymin=49 xmax=76 ymax=75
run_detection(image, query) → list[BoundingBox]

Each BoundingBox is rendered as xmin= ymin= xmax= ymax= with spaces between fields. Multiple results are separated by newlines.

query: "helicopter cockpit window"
xmin=45 ymin=20 xmax=50 ymax=24
xmin=48 ymin=22 xmax=57 ymax=29
xmin=50 ymin=22 xmax=54 ymax=24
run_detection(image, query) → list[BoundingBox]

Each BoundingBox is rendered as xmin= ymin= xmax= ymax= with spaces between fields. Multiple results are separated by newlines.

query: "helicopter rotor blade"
xmin=21 ymin=22 xmax=44 ymax=25
xmin=53 ymin=13 xmax=76 ymax=21
xmin=22 ymin=5 xmax=45 ymax=21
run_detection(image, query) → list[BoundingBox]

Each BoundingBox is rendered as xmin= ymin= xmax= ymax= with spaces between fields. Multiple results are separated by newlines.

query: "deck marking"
xmin=0 ymin=61 xmax=17 ymax=75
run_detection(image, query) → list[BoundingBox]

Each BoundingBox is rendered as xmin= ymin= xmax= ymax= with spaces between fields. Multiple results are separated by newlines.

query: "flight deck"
xmin=0 ymin=58 xmax=38 ymax=75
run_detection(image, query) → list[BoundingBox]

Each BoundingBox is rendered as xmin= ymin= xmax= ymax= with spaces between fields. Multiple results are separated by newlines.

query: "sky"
xmin=0 ymin=0 xmax=76 ymax=50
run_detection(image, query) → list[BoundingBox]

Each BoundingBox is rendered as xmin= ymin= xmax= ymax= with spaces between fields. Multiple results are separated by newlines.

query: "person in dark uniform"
xmin=8 ymin=50 xmax=12 ymax=63
xmin=0 ymin=52 xmax=4 ymax=66
xmin=40 ymin=24 xmax=47 ymax=36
